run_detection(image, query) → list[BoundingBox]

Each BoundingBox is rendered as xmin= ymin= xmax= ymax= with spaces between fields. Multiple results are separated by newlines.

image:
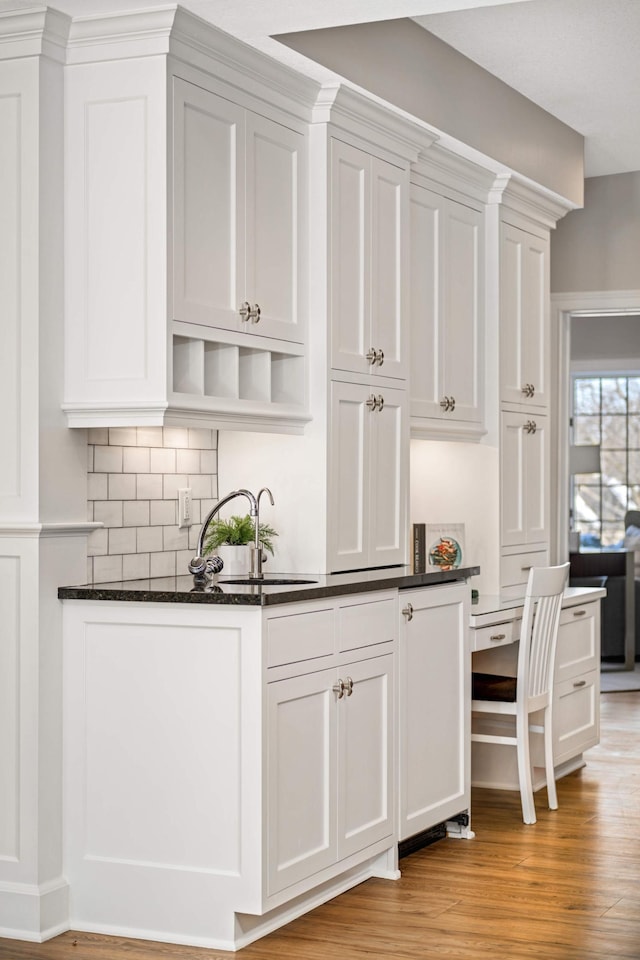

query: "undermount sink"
xmin=220 ymin=577 xmax=318 ymax=586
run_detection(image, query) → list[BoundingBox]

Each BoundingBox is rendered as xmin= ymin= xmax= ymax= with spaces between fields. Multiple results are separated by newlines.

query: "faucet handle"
xmin=188 ymin=556 xmax=207 ymax=576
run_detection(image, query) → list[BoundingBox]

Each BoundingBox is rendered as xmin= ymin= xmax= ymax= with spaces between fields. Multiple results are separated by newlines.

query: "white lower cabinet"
xmin=398 ymin=582 xmax=470 ymax=841
xmin=62 ymin=590 xmax=398 ymax=951
xmin=267 ymin=652 xmax=394 ymax=896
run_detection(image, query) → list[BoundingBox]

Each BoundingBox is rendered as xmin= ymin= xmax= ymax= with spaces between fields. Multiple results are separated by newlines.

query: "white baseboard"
xmin=0 ymin=877 xmax=69 ymax=942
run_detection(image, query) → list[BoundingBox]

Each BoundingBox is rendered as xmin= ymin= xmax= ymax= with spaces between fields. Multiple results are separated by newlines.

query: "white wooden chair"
xmin=471 ymin=563 xmax=570 ymax=824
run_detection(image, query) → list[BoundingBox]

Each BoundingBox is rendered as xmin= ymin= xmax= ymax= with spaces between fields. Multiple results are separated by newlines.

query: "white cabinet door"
xmin=267 ymin=653 xmax=394 ymax=894
xmin=173 ymin=78 xmax=305 ymax=344
xmin=370 ymin=158 xmax=407 ymax=380
xmin=330 ymin=140 xmax=407 ymax=380
xmin=501 ymin=410 xmax=549 ymax=548
xmin=267 ymin=668 xmax=337 ymax=896
xmin=337 ymin=653 xmax=395 ymax=859
xmin=500 ymin=221 xmax=549 ymax=409
xmin=329 ymin=381 xmax=407 ymax=572
xmin=245 ymin=111 xmax=305 ymax=343
xmin=398 ymin=582 xmax=470 ymax=841
xmin=172 ymin=79 xmax=244 ymax=334
xmin=410 ymin=184 xmax=484 ymax=436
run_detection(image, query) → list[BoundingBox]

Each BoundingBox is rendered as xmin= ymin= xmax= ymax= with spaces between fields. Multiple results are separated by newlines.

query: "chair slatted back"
xmin=517 ymin=563 xmax=570 ymax=703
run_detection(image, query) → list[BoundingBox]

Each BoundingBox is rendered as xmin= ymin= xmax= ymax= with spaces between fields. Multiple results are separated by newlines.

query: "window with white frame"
xmin=572 ymin=375 xmax=640 ymax=548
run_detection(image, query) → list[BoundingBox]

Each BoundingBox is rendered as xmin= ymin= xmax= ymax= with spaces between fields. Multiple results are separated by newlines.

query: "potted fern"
xmin=202 ymin=514 xmax=278 ymax=575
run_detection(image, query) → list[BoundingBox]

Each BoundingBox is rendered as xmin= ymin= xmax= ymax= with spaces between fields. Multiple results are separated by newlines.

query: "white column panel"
xmin=0 ymin=554 xmax=20 ymax=862
xmin=65 ymin=57 xmax=168 ymax=405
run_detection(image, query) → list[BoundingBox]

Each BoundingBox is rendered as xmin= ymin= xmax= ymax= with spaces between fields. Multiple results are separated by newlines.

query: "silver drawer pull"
xmin=573 ymin=679 xmax=587 ymax=688
xmin=573 ymin=610 xmax=586 ymax=617
xmin=490 ymin=633 xmax=507 ymax=641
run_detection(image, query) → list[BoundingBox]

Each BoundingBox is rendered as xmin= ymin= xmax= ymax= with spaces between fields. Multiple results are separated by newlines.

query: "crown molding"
xmin=411 ymin=142 xmax=497 ymax=207
xmin=313 ymin=83 xmax=437 ymax=166
xmin=0 ymin=522 xmax=102 ymax=538
xmin=489 ymin=173 xmax=576 ymax=230
xmin=0 ymin=5 xmax=70 ymax=62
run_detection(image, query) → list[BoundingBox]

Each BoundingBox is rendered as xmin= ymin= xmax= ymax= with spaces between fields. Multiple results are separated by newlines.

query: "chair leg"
xmin=516 ymin=714 xmax=536 ymax=824
xmin=544 ymin=706 xmax=558 ymax=811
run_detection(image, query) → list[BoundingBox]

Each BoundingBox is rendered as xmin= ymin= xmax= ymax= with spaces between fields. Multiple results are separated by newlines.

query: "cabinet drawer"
xmin=556 ymin=603 xmax=599 ymax=683
xmin=500 ymin=549 xmax=549 ymax=597
xmin=553 ymin=669 xmax=599 ymax=764
xmin=267 ymin=607 xmax=335 ymax=667
xmin=337 ymin=593 xmax=397 ymax=654
xmin=471 ymin=619 xmax=518 ymax=652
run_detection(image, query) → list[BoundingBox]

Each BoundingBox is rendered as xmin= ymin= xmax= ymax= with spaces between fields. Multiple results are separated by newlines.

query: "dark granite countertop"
xmin=58 ymin=565 xmax=480 ymax=607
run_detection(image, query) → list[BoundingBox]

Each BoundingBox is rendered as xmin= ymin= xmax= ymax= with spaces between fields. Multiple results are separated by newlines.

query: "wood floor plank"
xmin=1 ymin=691 xmax=639 ymax=960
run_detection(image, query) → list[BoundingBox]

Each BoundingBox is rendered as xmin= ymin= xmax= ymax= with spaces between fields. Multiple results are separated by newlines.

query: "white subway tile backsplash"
xmin=94 ymin=445 xmax=123 ymax=473
xmin=163 ymin=427 xmax=189 ymax=449
xmin=93 ymin=554 xmax=124 ymax=583
xmin=189 ymin=427 xmax=216 ymax=450
xmin=94 ymin=501 xmax=124 ymax=528
xmin=109 ymin=473 xmax=137 ymax=500
xmin=109 ymin=427 xmax=138 ymax=447
xmin=137 ymin=426 xmax=163 ymax=447
xmin=189 ymin=474 xmax=213 ymax=500
xmin=136 ymin=525 xmax=164 ymax=553
xmin=108 ymin=528 xmax=137 ymax=555
xmin=87 ymin=527 xmax=108 ymax=557
xmin=163 ymin=474 xmax=189 ymax=500
xmin=163 ymin=525 xmax=189 ymax=552
xmin=150 ymin=551 xmax=176 ymax=578
xmin=87 ymin=427 xmax=218 ymax=585
xmin=150 ymin=447 xmax=176 ymax=473
xmin=200 ymin=450 xmax=217 ymax=474
xmin=137 ymin=474 xmax=164 ymax=500
xmin=149 ymin=500 xmax=176 ymax=526
xmin=123 ymin=500 xmax=150 ymax=527
xmin=123 ymin=553 xmax=150 ymax=580
xmin=123 ymin=447 xmax=151 ymax=473
xmin=176 ymin=448 xmax=200 ymax=474
xmin=88 ymin=472 xmax=108 ymax=501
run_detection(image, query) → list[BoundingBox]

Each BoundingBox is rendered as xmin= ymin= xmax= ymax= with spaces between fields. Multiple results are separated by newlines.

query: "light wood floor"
xmin=2 ymin=692 xmax=639 ymax=960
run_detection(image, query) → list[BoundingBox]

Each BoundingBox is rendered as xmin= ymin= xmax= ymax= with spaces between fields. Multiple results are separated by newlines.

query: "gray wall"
xmin=552 ymin=173 xmax=640 ymax=293
xmin=571 ymin=315 xmax=640 ymax=363
xmin=276 ymin=18 xmax=584 ymax=206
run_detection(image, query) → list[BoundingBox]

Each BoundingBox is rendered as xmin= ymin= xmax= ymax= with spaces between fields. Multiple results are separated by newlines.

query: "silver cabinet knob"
xmin=521 ymin=383 xmax=536 ymax=398
xmin=376 ymin=349 xmax=384 ymax=367
xmin=366 ymin=394 xmax=378 ymax=411
xmin=366 ymin=348 xmax=378 ymax=365
xmin=523 ymin=420 xmax=537 ymax=434
xmin=250 ymin=303 xmax=261 ymax=323
xmin=239 ymin=301 xmax=251 ymax=322
xmin=344 ymin=677 xmax=354 ymax=697
xmin=440 ymin=396 xmax=455 ymax=412
xmin=333 ymin=679 xmax=345 ymax=699
xmin=402 ymin=602 xmax=414 ymax=621
xmin=376 ymin=394 xmax=384 ymax=412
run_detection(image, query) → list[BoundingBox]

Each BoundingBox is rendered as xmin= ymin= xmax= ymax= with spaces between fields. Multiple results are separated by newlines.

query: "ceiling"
xmin=15 ymin=0 xmax=640 ymax=178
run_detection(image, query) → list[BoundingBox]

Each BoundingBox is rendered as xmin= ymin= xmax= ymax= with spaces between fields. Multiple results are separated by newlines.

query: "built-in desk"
xmin=468 ymin=586 xmax=605 ymax=791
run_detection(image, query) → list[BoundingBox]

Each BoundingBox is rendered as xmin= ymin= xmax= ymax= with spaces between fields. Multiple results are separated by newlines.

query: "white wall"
xmin=410 ymin=439 xmax=499 ymax=596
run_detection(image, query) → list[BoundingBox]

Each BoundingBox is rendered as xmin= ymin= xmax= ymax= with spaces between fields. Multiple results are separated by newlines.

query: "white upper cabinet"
xmin=409 ymin=184 xmax=485 ymax=439
xmin=500 ymin=409 xmax=549 ymax=548
xmin=499 ymin=220 xmax=550 ymax=410
xmin=63 ymin=10 xmax=314 ymax=431
xmin=329 ymin=381 xmax=407 ymax=572
xmin=172 ymin=79 xmax=305 ymax=344
xmin=330 ymin=139 xmax=408 ymax=381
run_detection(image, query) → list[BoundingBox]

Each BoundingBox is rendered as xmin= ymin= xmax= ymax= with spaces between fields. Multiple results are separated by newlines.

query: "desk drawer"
xmin=556 ymin=602 xmax=600 ymax=683
xmin=500 ymin=549 xmax=549 ymax=597
xmin=471 ymin=619 xmax=518 ymax=652
xmin=554 ymin=668 xmax=599 ymax=763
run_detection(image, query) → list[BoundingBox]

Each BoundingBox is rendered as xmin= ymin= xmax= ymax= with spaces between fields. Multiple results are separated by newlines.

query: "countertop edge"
xmin=58 ymin=565 xmax=481 ymax=606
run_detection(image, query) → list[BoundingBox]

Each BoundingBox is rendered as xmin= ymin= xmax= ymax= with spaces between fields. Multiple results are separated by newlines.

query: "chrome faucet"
xmin=253 ymin=487 xmax=275 ymax=578
xmin=188 ymin=488 xmax=258 ymax=580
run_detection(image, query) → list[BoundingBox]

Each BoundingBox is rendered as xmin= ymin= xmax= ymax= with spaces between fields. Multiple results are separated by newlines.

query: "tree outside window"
xmin=572 ymin=376 xmax=640 ymax=549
